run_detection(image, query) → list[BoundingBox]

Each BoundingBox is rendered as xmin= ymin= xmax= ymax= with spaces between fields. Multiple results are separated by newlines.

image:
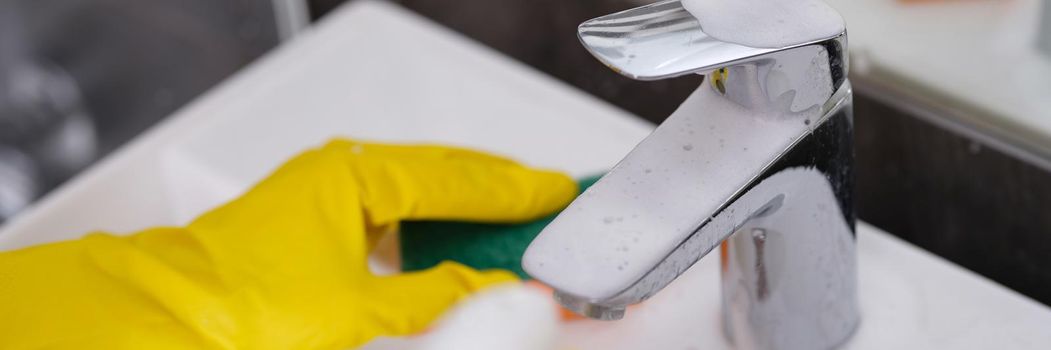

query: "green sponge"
xmin=400 ymin=176 xmax=601 ymax=279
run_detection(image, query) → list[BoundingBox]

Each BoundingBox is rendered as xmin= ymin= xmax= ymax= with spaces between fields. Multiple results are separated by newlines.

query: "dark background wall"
xmin=854 ymin=91 xmax=1051 ymax=306
xmin=25 ymin=0 xmax=278 ymax=155
xmin=1 ymin=0 xmax=279 ymax=222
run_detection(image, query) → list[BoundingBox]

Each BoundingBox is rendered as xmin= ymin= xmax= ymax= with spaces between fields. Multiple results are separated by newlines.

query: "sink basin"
xmin=1 ymin=1 xmax=1048 ymax=348
xmin=552 ymin=224 xmax=1028 ymax=349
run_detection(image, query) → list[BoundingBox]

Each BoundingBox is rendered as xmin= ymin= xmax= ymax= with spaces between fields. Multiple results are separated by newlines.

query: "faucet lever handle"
xmin=578 ymin=0 xmax=845 ymax=81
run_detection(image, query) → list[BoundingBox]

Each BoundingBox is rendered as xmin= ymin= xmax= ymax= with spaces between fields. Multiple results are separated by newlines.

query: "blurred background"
xmin=0 ymin=0 xmax=1049 ymax=306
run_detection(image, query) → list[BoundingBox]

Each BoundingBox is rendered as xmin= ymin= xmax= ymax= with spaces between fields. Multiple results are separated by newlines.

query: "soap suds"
xmin=681 ymin=0 xmax=845 ymax=49
xmin=420 ymin=286 xmax=558 ymax=350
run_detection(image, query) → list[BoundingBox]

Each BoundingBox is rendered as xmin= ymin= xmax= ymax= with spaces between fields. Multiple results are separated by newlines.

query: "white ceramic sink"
xmin=1 ymin=1 xmax=1048 ymax=348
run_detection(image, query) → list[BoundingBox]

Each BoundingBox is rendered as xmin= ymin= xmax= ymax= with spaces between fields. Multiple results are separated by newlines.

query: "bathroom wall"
xmin=0 ymin=0 xmax=280 ymax=222
xmin=853 ymin=89 xmax=1051 ymax=306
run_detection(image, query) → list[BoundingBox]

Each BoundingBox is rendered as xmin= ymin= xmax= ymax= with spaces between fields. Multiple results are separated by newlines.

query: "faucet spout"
xmin=522 ymin=1 xmax=859 ymax=349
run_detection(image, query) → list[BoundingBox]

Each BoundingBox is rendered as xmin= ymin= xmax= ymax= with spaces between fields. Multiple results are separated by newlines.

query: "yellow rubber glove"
xmin=0 ymin=139 xmax=577 ymax=349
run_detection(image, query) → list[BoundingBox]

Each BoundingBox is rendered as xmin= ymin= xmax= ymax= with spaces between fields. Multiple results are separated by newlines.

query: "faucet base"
xmin=716 ymin=96 xmax=858 ymax=350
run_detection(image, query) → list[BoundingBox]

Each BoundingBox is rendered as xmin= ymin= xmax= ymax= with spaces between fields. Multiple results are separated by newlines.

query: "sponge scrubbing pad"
xmin=400 ymin=176 xmax=600 ymax=279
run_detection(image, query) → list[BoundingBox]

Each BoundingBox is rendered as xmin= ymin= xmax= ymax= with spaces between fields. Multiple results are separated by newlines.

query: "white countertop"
xmin=1 ymin=1 xmax=1049 ymax=348
xmin=825 ymin=0 xmax=1051 ymax=149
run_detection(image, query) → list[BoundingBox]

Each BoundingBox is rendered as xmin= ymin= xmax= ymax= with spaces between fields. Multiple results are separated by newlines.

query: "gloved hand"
xmin=0 ymin=139 xmax=577 ymax=349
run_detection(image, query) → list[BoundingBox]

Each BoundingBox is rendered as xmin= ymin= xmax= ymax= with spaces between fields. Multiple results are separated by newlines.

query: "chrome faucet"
xmin=522 ymin=1 xmax=858 ymax=349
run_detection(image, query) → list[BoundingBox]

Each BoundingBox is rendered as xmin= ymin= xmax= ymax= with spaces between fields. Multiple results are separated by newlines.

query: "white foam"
xmin=681 ymin=0 xmax=845 ymax=49
xmin=419 ymin=286 xmax=558 ymax=350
